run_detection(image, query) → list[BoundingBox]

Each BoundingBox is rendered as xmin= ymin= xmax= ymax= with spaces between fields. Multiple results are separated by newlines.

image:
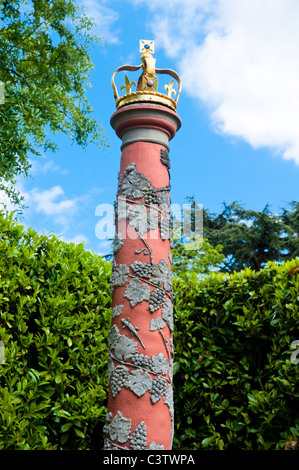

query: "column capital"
xmin=110 ymin=103 xmax=181 ymax=150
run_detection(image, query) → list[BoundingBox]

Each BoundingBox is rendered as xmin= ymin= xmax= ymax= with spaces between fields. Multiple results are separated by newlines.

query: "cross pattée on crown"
xmin=140 ymin=40 xmax=155 ymax=55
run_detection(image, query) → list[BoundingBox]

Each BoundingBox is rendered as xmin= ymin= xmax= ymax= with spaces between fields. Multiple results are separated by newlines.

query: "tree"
xmin=171 ymin=236 xmax=224 ymax=276
xmin=171 ymin=198 xmax=224 ymax=276
xmin=0 ymin=0 xmax=107 ymax=209
xmin=203 ymin=201 xmax=298 ymax=272
xmin=281 ymin=201 xmax=299 ymax=260
xmin=172 ymin=198 xmax=299 ymax=274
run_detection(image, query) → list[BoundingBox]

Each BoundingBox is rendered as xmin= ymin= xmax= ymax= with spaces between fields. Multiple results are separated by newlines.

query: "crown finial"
xmin=137 ymin=40 xmax=158 ymax=93
xmin=111 ymin=40 xmax=181 ymax=111
xmin=140 ymin=39 xmax=154 ymax=54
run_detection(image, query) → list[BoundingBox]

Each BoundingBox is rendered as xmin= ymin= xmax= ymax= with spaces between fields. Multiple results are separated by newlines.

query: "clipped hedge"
xmin=0 ymin=213 xmax=111 ymax=450
xmin=172 ymin=260 xmax=299 ymax=450
xmin=1 ymin=212 xmax=299 ymax=450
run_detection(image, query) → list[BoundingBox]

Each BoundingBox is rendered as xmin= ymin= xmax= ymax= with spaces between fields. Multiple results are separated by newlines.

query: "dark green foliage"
xmin=203 ymin=201 xmax=290 ymax=272
xmin=176 ymin=199 xmax=299 ymax=273
xmin=172 ymin=260 xmax=299 ymax=450
xmin=0 ymin=212 xmax=111 ymax=449
xmin=281 ymin=201 xmax=299 ymax=261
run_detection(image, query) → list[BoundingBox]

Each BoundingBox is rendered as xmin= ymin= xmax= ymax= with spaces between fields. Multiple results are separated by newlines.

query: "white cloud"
xmin=127 ymin=0 xmax=299 ymax=164
xmin=14 ymin=181 xmax=92 ymax=246
xmin=0 ymin=178 xmax=30 ymax=213
xmin=81 ymin=0 xmax=120 ymax=44
xmin=30 ymin=186 xmax=77 ymax=217
xmin=0 ymin=185 xmax=16 ymax=213
xmin=96 ymin=239 xmax=113 ymax=257
xmin=60 ymin=233 xmax=90 ymax=245
xmin=29 ymin=156 xmax=68 ymax=176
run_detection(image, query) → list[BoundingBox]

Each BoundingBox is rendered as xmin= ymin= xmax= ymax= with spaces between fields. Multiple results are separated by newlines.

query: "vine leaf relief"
xmin=117 ymin=172 xmax=123 ymax=193
xmin=126 ymin=369 xmax=152 ymax=397
xmin=107 ymin=158 xmax=175 ymax=449
xmin=162 ymin=299 xmax=174 ymax=331
xmin=115 ymin=193 xmax=170 ymax=220
xmin=124 ymin=278 xmax=150 ymax=307
xmin=104 ymin=412 xmax=156 ymax=450
xmin=112 ymin=305 xmax=124 ymax=318
xmin=164 ymin=384 xmax=174 ymax=419
xmin=113 ymin=233 xmax=124 ymax=254
xmin=122 ymin=163 xmax=152 ymax=199
xmin=110 ymin=362 xmax=169 ymax=404
xmin=108 ymin=357 xmax=114 ymax=381
xmin=130 ymin=258 xmax=173 ymax=292
xmin=128 ymin=204 xmax=148 ymax=235
xmin=106 ymin=411 xmax=132 ymax=444
xmin=157 ymin=190 xmax=171 ymax=213
xmin=151 ymin=258 xmax=173 ymax=291
xmin=109 ymin=325 xmax=138 ymax=361
xmin=151 ymin=352 xmax=169 ymax=375
xmin=110 ymin=264 xmax=130 ymax=289
xmin=114 ymin=168 xmax=172 ymax=242
xmin=127 ymin=204 xmax=159 ymax=235
xmin=110 ymin=259 xmax=173 ymax=300
xmin=115 ymin=198 xmax=130 ymax=220
xmin=160 ymin=149 xmax=171 ymax=171
xmin=109 ymin=348 xmax=171 ymax=384
xmin=147 ymin=207 xmax=160 ymax=232
xmin=115 ymin=200 xmax=160 ymax=235
xmin=150 ymin=317 xmax=166 ymax=331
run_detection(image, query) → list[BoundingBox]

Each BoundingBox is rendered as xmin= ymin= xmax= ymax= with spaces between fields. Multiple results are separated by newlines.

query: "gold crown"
xmin=112 ymin=40 xmax=181 ymax=111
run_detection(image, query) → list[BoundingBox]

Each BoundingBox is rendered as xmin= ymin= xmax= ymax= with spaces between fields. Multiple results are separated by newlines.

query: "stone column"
xmin=103 ymin=103 xmax=181 ymax=450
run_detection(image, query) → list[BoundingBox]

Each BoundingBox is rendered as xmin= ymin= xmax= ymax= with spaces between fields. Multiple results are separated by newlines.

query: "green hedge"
xmin=0 ymin=213 xmax=111 ymax=450
xmin=172 ymin=260 xmax=299 ymax=450
xmin=1 ymin=213 xmax=299 ymax=450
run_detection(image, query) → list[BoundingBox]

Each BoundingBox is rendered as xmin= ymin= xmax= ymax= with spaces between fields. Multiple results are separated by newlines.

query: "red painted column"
xmin=103 ymin=104 xmax=181 ymax=450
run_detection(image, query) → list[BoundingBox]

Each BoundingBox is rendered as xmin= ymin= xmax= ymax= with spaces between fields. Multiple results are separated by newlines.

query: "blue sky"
xmin=6 ymin=0 xmax=299 ymax=256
